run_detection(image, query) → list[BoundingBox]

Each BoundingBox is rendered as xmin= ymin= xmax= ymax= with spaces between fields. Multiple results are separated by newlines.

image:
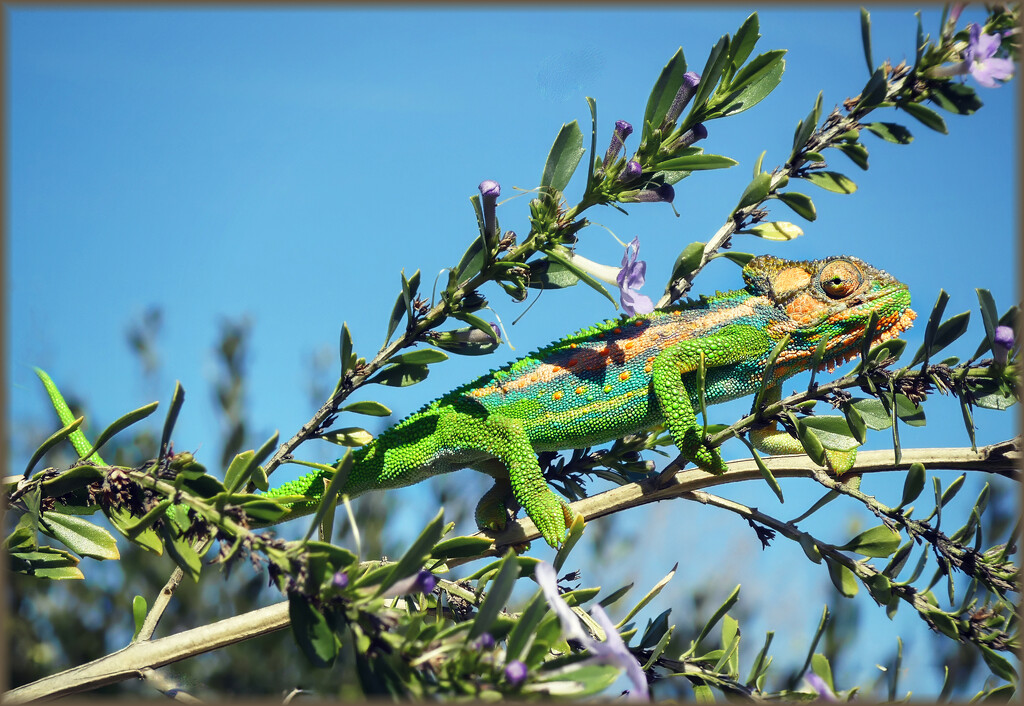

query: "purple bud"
xmin=505 ymin=659 xmax=528 ymax=686
xmin=667 ymin=122 xmax=708 ymax=152
xmin=331 ymin=571 xmax=349 ymax=589
xmin=662 ymin=71 xmax=701 ymax=128
xmin=479 ymin=180 xmax=500 ymax=243
xmin=603 ymin=120 xmax=635 ymax=167
xmin=383 ymin=569 xmax=437 ymax=597
xmin=623 ymin=183 xmax=675 ymax=204
xmin=993 ymin=325 xmax=1015 ymax=365
xmin=475 ymin=632 xmax=495 ymax=649
xmin=619 ymin=159 xmax=643 ymax=182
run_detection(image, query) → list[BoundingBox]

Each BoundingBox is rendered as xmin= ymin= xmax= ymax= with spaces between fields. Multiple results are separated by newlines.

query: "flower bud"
xmin=479 ymin=180 xmax=500 ymax=243
xmin=602 ymin=119 xmax=634 ymax=167
xmin=662 ymin=71 xmax=701 ymax=128
xmin=619 ymin=183 xmax=675 ymax=204
xmin=618 ymin=159 xmax=643 ymax=183
xmin=505 ymin=660 xmax=528 ymax=686
xmin=993 ymin=325 xmax=1015 ymax=365
xmin=668 ymin=122 xmax=708 ymax=151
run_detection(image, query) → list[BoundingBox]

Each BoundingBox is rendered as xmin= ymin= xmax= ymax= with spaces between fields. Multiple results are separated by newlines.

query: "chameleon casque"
xmin=263 ymin=254 xmax=916 ymax=547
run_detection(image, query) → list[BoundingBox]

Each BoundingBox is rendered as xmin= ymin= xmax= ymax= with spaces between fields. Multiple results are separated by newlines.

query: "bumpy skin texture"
xmin=266 ymin=255 xmax=916 ymax=547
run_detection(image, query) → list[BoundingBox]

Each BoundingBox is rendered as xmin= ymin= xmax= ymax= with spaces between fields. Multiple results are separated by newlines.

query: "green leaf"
xmin=715 ymin=251 xmax=755 ymax=267
xmin=302 ymin=452 xmax=353 ymax=545
xmin=728 ymin=13 xmax=760 ymax=69
xmin=971 ymin=288 xmax=1000 ymax=360
xmin=526 ymin=256 xmax=581 ymax=290
xmin=839 ymin=525 xmax=901 ymax=558
xmin=980 ymin=644 xmax=1019 ymax=682
xmin=864 ymin=122 xmax=914 ymax=144
xmin=617 ymin=563 xmax=678 ymax=629
xmin=736 ymin=171 xmax=772 ymax=211
xmin=642 ymin=48 xmax=687 ymax=141
xmin=801 ymin=171 xmax=857 ymax=194
xmin=131 ymin=594 xmax=148 ymax=641
xmin=939 ymin=473 xmax=965 ymax=508
xmin=929 ymin=311 xmax=972 ymax=356
xmin=159 ymin=381 xmax=185 ymax=459
xmin=835 ymin=142 xmax=869 ymax=170
xmin=856 ymin=67 xmax=887 ymax=110
xmin=224 ymin=450 xmax=256 ymax=495
xmin=24 ymin=415 xmax=84 ymax=478
xmin=691 ymin=35 xmax=730 ymax=114
xmin=901 ymin=102 xmax=948 ymax=134
xmin=899 ymin=463 xmax=926 ymax=508
xmin=40 ymin=511 xmax=120 ymax=560
xmin=800 ymin=415 xmax=861 ymax=452
xmin=506 ymin=591 xmax=550 ymax=662
xmin=159 ymin=525 xmax=201 ymax=582
xmin=929 ymin=81 xmax=982 ymax=115
xmin=377 ymin=507 xmax=445 ymax=594
xmin=39 ymin=465 xmax=105 ymax=498
xmin=791 ymin=414 xmax=827 ymax=465
xmin=792 ymin=92 xmax=823 ymax=157
xmin=452 ymin=236 xmax=486 ymax=287
xmin=339 ymin=322 xmax=354 ymax=377
xmin=389 ymin=348 xmax=449 ymax=366
xmin=670 ymin=241 xmax=706 ymax=282
xmin=541 ymin=121 xmax=585 ymax=193
xmin=824 ymin=557 xmax=859 ymax=597
xmin=288 ymin=593 xmax=338 ymax=668
xmin=341 ymin=400 xmax=394 ymax=417
xmin=688 ymin=584 xmax=740 ymax=655
xmin=745 ymin=221 xmax=803 ymax=241
xmin=366 ymin=363 xmax=429 ymax=387
xmin=859 ymin=7 xmax=874 ymax=74
xmin=468 ymin=550 xmax=520 ymax=641
xmin=714 ymin=50 xmax=786 ymax=118
xmin=542 ymin=247 xmax=617 ymax=307
xmin=811 ymin=653 xmax=835 ymax=693
xmin=842 ymin=403 xmax=867 ymax=444
xmin=654 ymin=153 xmax=738 ymax=171
xmin=9 ymin=547 xmax=84 ymax=579
xmin=429 ymin=535 xmax=493 ymax=561
xmin=85 ymin=401 xmax=160 ymax=463
xmin=777 ymin=191 xmax=817 ymax=221
xmin=925 ymin=609 xmax=961 ymax=640
xmin=910 ymin=289 xmax=950 ymax=366
xmin=319 ymin=427 xmax=373 ymax=447
xmin=895 ymin=394 xmax=926 ymax=427
xmin=752 ymin=446 xmax=784 ymax=503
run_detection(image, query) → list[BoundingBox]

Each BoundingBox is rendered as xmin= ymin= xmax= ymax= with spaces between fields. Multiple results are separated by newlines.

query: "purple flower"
xmin=603 ymin=120 xmax=634 ymax=167
xmin=804 ymin=673 xmax=838 ymax=702
xmin=993 ymin=325 xmax=1015 ymax=365
xmin=964 ymin=23 xmax=1015 ymax=87
xmin=479 ymin=180 xmax=501 ymax=241
xmin=620 ymin=183 xmax=675 ymax=204
xmin=662 ymin=71 xmax=701 ymax=128
xmin=934 ymin=23 xmax=1016 ymax=86
xmin=504 ymin=659 xmax=528 ymax=686
xmin=667 ymin=122 xmax=708 ymax=152
xmin=535 ymin=562 xmax=650 ymax=700
xmin=619 ymin=159 xmax=643 ymax=183
xmin=474 ymin=632 xmax=495 ymax=650
xmin=331 ymin=570 xmax=349 ymax=589
xmin=616 ymin=237 xmax=654 ymax=316
xmin=384 ymin=569 xmax=436 ymax=597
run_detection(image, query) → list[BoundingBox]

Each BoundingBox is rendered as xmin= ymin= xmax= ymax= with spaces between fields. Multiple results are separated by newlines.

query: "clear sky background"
xmin=7 ymin=5 xmax=1018 ymax=699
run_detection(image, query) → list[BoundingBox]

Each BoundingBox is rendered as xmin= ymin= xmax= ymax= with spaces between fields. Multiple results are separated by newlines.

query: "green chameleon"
xmin=37 ymin=255 xmax=914 ymax=548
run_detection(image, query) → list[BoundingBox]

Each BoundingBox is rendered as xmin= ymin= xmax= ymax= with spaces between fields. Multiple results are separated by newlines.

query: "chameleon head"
xmin=743 ymin=254 xmax=917 ymax=372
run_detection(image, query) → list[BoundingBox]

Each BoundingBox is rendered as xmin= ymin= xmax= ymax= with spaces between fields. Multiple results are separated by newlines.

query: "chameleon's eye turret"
xmin=818 ymin=259 xmax=864 ymax=300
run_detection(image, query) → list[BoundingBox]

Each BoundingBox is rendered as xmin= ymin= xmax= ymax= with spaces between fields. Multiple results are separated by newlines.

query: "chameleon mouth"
xmin=819 ymin=307 xmax=917 ymax=372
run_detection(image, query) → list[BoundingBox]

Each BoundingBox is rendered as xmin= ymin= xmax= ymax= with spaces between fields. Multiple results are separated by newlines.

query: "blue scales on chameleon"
xmin=261 ymin=254 xmax=916 ymax=547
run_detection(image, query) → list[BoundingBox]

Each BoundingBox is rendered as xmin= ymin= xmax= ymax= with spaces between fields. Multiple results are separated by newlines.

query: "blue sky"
xmin=8 ymin=6 xmax=1018 ymax=698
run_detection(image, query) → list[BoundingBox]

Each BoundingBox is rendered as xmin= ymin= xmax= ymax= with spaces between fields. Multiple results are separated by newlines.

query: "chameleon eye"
xmin=819 ymin=260 xmax=863 ymax=299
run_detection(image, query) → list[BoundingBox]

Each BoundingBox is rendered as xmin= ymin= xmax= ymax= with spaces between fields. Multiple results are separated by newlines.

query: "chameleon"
xmin=35 ymin=255 xmax=915 ymax=549
xmin=263 ymin=254 xmax=915 ymax=547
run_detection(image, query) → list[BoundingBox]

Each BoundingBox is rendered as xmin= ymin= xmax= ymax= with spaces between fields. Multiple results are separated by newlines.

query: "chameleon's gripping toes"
xmin=267 ymin=255 xmax=915 ymax=547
